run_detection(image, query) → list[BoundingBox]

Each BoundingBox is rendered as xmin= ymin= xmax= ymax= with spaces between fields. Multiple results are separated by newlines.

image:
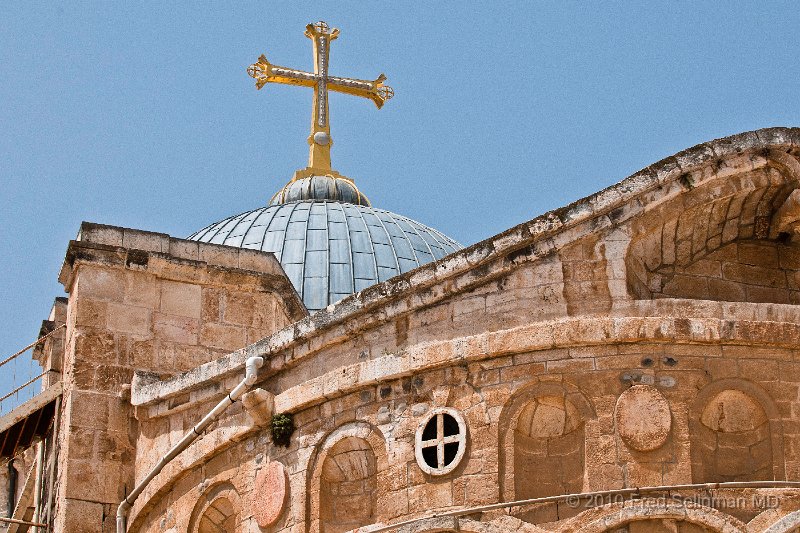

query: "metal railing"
xmin=0 ymin=325 xmax=64 ymax=414
xmin=366 ymin=480 xmax=800 ymax=532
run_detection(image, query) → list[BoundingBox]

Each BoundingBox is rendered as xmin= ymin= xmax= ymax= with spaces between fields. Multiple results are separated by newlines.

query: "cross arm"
xmin=327 ymin=73 xmax=394 ymax=109
xmin=247 ymin=55 xmax=317 ymax=90
xmin=247 ymin=54 xmax=394 ymax=109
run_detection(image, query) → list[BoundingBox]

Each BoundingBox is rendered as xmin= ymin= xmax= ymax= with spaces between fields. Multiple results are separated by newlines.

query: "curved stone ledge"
xmin=763 ymin=509 xmax=800 ymax=533
xmin=131 ymin=127 xmax=800 ymax=409
xmin=133 ymin=297 xmax=800 ymax=416
xmin=127 ymin=306 xmax=800 ymax=527
xmin=272 ymin=314 xmax=800 ymax=415
xmin=128 ymin=420 xmax=253 ymax=531
xmin=558 ymin=499 xmax=747 ymax=532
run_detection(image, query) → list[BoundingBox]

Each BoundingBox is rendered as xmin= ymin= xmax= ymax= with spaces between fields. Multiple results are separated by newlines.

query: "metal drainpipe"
xmin=115 ymin=356 xmax=264 ymax=533
xmin=7 ymin=459 xmax=16 ymax=519
xmin=43 ymin=395 xmax=62 ymax=530
xmin=32 ymin=441 xmax=45 ymax=533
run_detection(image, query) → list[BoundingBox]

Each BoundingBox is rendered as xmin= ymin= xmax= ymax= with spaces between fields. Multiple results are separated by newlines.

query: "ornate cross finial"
xmin=248 ymin=21 xmax=394 ymax=178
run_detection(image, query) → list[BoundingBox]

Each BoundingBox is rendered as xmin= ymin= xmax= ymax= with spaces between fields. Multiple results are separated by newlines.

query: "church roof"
xmin=188 ymin=201 xmax=461 ymax=312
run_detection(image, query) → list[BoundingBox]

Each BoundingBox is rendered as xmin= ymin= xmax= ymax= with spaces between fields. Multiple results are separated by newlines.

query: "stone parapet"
xmin=50 ymin=222 xmax=306 ymax=532
xmin=130 ymin=128 xmax=800 ymax=409
xmin=119 ymin=127 xmax=800 ymax=533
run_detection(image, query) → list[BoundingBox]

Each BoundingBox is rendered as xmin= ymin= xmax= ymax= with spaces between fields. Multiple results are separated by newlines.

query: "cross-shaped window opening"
xmin=417 ymin=409 xmax=467 ymax=474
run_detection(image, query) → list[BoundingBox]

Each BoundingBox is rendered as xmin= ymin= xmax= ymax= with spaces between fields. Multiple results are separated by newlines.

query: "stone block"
xmin=224 ymin=291 xmax=258 ymax=326
xmin=68 ymin=391 xmax=110 ymax=429
xmin=199 ymin=322 xmax=247 ymax=352
xmin=168 ymin=238 xmax=200 ymax=261
xmin=202 ymin=287 xmax=222 ymax=322
xmin=708 ymin=278 xmax=747 ymax=302
xmin=74 ymin=298 xmax=107 ymax=328
xmin=662 ymin=274 xmax=710 ymax=299
xmin=452 ymin=295 xmax=486 ymax=318
xmin=488 ymin=325 xmax=554 ymax=356
xmin=106 ymin=302 xmax=152 ymax=336
xmin=78 ymin=223 xmax=124 ymax=247
xmin=124 ymin=270 xmax=159 ymax=308
xmin=72 ymin=363 xmax=95 ymax=388
xmin=74 ymin=332 xmax=117 ymax=365
xmin=408 ymin=480 xmax=453 ymax=512
xmin=499 ymin=362 xmax=546 ymax=383
xmin=122 ymin=228 xmax=167 ymax=253
xmin=464 ymin=473 xmax=498 ymax=505
xmin=684 ymin=259 xmax=722 ymax=278
xmin=198 ymin=242 xmax=240 ymax=269
xmin=153 ymin=312 xmax=199 ymax=345
xmin=63 ymin=456 xmax=121 ymax=503
xmin=739 ymin=242 xmax=779 ymax=267
xmin=722 ymin=262 xmax=786 ymax=287
xmin=160 ymin=280 xmax=202 ymax=318
xmin=238 ymin=248 xmax=279 ymax=275
xmin=120 ymin=338 xmax=155 ymax=368
xmin=74 ymin=267 xmax=125 ymax=302
xmin=747 ymin=285 xmax=790 ymax=304
xmin=66 ymin=427 xmax=96 ymax=460
xmin=96 ymin=429 xmax=133 ymax=463
xmin=59 ymin=497 xmax=106 ymax=533
xmin=546 ymin=358 xmax=595 ymax=372
xmin=94 ymin=364 xmax=134 ymax=394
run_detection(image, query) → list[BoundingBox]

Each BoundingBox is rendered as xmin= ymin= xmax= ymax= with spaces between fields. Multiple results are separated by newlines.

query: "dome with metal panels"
xmin=188 ymin=200 xmax=462 ymax=312
xmin=270 ymin=175 xmax=371 ymax=206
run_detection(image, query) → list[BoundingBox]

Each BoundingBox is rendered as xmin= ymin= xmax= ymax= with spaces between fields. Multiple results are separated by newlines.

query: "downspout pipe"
xmin=32 ymin=441 xmax=45 ymax=532
xmin=7 ymin=459 xmax=16 ymax=519
xmin=116 ymin=356 xmax=264 ymax=533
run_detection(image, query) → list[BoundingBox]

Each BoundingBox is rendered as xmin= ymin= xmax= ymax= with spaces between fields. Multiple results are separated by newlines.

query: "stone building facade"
xmin=3 ymin=127 xmax=800 ymax=532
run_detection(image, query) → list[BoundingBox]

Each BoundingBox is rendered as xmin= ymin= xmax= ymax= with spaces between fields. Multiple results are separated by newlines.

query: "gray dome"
xmin=189 ymin=201 xmax=462 ymax=312
xmin=270 ymin=175 xmax=370 ymax=206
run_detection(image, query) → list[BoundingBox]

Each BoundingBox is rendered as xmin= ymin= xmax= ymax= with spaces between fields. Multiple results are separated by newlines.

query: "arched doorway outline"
xmin=306 ymin=420 xmax=388 ymax=533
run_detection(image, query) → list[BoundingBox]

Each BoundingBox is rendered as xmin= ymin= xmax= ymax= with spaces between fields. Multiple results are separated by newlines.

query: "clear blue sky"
xmin=2 ymin=2 xmax=800 ymax=402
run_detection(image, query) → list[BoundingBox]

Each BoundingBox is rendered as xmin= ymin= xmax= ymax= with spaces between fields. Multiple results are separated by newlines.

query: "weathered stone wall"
xmin=647 ymin=240 xmax=800 ymax=304
xmin=128 ymin=306 xmax=800 ymax=532
xmin=123 ymin=128 xmax=800 ymax=533
xmin=52 ymin=224 xmax=304 ymax=532
xmin=626 ymin=160 xmax=800 ymax=304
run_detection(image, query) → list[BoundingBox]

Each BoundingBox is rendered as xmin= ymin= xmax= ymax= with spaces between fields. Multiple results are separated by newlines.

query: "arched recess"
xmin=498 ymin=380 xmax=595 ymax=524
xmin=396 ymin=515 xmax=548 ymax=533
xmin=573 ymin=500 xmax=747 ymax=533
xmin=762 ymin=509 xmax=800 ymax=533
xmin=188 ymin=482 xmax=242 ymax=533
xmin=690 ymin=379 xmax=785 ymax=484
xmin=626 ymin=153 xmax=800 ymax=304
xmin=307 ymin=421 xmax=388 ymax=533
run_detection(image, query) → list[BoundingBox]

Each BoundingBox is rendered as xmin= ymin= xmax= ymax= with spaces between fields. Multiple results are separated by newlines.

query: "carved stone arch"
xmin=307 ymin=421 xmax=388 ymax=533
xmin=625 ymin=149 xmax=800 ymax=303
xmin=498 ymin=380 xmax=595 ymax=523
xmin=401 ymin=515 xmax=546 ymax=533
xmin=689 ymin=378 xmax=785 ymax=485
xmin=188 ymin=482 xmax=242 ymax=533
xmin=575 ymin=500 xmax=747 ymax=533
xmin=762 ymin=509 xmax=800 ymax=533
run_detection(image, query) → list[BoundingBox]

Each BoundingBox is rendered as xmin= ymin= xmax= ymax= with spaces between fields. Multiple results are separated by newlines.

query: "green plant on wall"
xmin=271 ymin=413 xmax=295 ymax=447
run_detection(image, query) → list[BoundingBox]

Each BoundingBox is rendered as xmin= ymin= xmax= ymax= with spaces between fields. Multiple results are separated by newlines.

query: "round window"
xmin=415 ymin=407 xmax=467 ymax=475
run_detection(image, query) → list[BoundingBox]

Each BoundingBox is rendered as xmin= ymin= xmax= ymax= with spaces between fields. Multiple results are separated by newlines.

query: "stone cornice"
xmin=125 ymin=308 xmax=800 ymax=528
xmin=58 ymin=222 xmax=307 ymax=321
xmin=130 ymin=127 xmax=800 ymax=407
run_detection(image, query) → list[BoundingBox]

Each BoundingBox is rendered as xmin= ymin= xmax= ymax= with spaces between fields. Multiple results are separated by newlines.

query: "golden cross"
xmin=248 ymin=21 xmax=394 ymax=176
